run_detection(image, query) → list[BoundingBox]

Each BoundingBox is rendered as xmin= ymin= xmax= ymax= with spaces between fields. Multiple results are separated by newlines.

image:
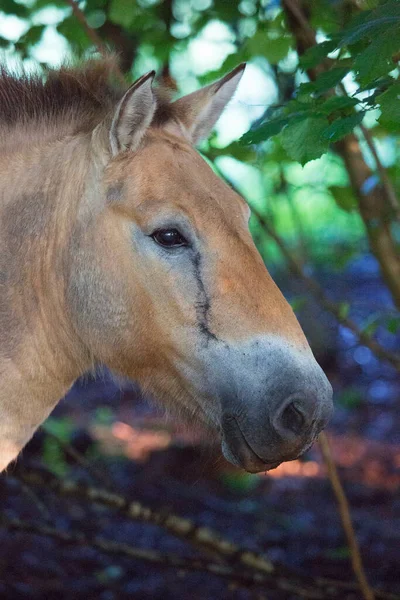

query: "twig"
xmin=64 ymin=0 xmax=108 ymax=57
xmin=42 ymin=426 xmax=115 ymax=490
xmin=359 ymin=123 xmax=400 ymax=221
xmin=0 ymin=515 xmax=269 ymax=595
xmin=3 ymin=515 xmax=397 ymax=600
xmin=8 ymin=468 xmax=399 ymax=600
xmin=211 ymin=161 xmax=400 ymax=371
xmin=211 ymin=165 xmax=391 ymax=600
xmin=319 ymin=433 xmax=375 ymax=600
xmin=18 ymin=481 xmax=52 ymax=522
xmin=250 ymin=204 xmax=400 ymax=370
xmin=282 ymin=0 xmax=400 ymax=310
xmin=63 ymin=0 xmax=125 ymax=84
xmin=11 ymin=467 xmax=274 ymax=573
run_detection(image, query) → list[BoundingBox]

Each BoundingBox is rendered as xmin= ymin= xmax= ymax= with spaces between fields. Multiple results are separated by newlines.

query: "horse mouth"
xmin=221 ymin=416 xmax=282 ymax=474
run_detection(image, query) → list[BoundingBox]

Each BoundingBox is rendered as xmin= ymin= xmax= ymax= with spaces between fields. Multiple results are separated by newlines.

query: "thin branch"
xmin=210 ymin=160 xmax=400 ymax=371
xmin=282 ymin=0 xmax=400 ymax=310
xmin=63 ymin=0 xmax=125 ymax=83
xmin=3 ymin=514 xmax=398 ymax=600
xmin=319 ymin=433 xmax=375 ymax=600
xmin=64 ymin=0 xmax=108 ymax=57
xmin=250 ymin=204 xmax=400 ymax=370
xmin=211 ymin=162 xmax=393 ymax=599
xmin=42 ymin=426 xmax=115 ymax=490
xmin=18 ymin=480 xmax=53 ymax=522
xmin=12 ymin=467 xmax=273 ymax=573
xmin=8 ymin=468 xmax=399 ymax=600
xmin=0 ymin=516 xmax=268 ymax=596
xmin=359 ymin=123 xmax=400 ymax=221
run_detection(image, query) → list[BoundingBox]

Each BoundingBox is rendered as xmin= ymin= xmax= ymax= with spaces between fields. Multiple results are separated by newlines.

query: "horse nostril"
xmin=280 ymin=401 xmax=306 ymax=435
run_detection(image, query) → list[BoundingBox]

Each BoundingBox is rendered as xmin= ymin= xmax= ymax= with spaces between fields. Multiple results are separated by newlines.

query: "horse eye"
xmin=152 ymin=228 xmax=188 ymax=248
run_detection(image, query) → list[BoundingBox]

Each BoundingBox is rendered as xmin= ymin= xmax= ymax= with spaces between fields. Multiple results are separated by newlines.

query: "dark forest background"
xmin=0 ymin=1 xmax=399 ymax=599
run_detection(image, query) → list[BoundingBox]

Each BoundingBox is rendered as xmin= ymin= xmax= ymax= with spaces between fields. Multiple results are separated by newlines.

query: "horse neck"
xmin=0 ymin=132 xmax=96 ymax=382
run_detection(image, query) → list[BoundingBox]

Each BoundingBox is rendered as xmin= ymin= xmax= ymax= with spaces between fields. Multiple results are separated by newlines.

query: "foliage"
xmin=242 ymin=0 xmax=400 ymax=164
xmin=42 ymin=417 xmax=75 ymax=476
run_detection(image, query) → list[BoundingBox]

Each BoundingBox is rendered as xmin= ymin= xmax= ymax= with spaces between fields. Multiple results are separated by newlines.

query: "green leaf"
xmin=33 ymin=0 xmax=66 ymax=8
xmin=43 ymin=417 xmax=74 ymax=441
xmin=220 ymin=472 xmax=260 ymax=493
xmin=42 ymin=438 xmax=69 ymax=477
xmin=85 ymin=0 xmax=108 ymax=9
xmin=300 ymin=40 xmax=337 ymax=70
xmin=0 ymin=0 xmax=28 ymax=17
xmin=109 ymin=0 xmax=142 ymax=28
xmin=329 ymin=185 xmax=358 ymax=212
xmin=337 ymin=388 xmax=363 ymax=409
xmin=57 ymin=16 xmax=92 ymax=51
xmin=281 ymin=116 xmax=330 ymax=165
xmin=241 ymin=116 xmax=290 ymax=145
xmin=362 ymin=319 xmax=379 ymax=337
xmin=198 ymin=50 xmax=250 ymax=85
xmin=342 ymin=16 xmax=400 ymax=45
xmin=290 ymin=296 xmax=307 ymax=313
xmin=248 ymin=32 xmax=292 ymax=65
xmin=322 ymin=111 xmax=365 ymax=142
xmin=310 ymin=2 xmax=340 ymax=35
xmin=212 ymin=0 xmax=240 ymax=21
xmin=94 ymin=406 xmax=114 ymax=426
xmin=386 ymin=316 xmax=400 ymax=334
xmin=338 ymin=0 xmax=400 ymax=47
xmin=359 ymin=75 xmax=395 ymax=95
xmin=376 ymin=84 xmax=400 ymax=130
xmin=313 ymin=67 xmax=350 ymax=92
xmin=298 ymin=67 xmax=350 ymax=97
xmin=207 ymin=141 xmax=256 ymax=162
xmin=318 ymin=96 xmax=359 ymax=115
xmin=264 ymin=36 xmax=293 ymax=65
xmin=338 ymin=302 xmax=350 ymax=320
xmin=353 ymin=26 xmax=400 ymax=85
xmin=19 ymin=24 xmax=46 ymax=48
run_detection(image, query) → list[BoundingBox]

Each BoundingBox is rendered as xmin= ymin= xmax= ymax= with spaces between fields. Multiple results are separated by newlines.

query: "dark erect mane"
xmin=0 ymin=57 xmax=176 ymax=138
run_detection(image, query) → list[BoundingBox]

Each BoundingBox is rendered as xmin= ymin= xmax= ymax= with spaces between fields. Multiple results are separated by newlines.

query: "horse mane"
xmin=0 ymin=57 xmax=176 ymax=146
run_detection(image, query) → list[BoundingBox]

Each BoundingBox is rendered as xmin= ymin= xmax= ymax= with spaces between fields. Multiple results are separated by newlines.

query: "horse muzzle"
xmin=221 ymin=388 xmax=332 ymax=473
xmin=208 ymin=337 xmax=334 ymax=473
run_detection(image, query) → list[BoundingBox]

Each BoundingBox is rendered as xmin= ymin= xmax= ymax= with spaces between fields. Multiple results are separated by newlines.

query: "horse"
xmin=0 ymin=58 xmax=332 ymax=473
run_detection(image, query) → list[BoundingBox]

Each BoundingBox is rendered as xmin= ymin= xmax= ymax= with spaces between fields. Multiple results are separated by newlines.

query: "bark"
xmin=282 ymin=0 xmax=400 ymax=310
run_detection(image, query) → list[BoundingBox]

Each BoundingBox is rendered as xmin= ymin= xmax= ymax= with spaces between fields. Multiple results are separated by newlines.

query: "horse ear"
xmin=171 ymin=64 xmax=245 ymax=144
xmin=110 ymin=71 xmax=156 ymax=156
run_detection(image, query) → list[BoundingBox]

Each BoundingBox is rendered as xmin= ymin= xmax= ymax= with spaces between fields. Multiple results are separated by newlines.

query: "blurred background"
xmin=0 ymin=0 xmax=399 ymax=598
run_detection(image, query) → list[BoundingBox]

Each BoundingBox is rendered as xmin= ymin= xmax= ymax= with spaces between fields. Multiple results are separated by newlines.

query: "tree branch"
xmin=359 ymin=123 xmax=400 ymax=221
xmin=12 ymin=466 xmax=274 ymax=573
xmin=282 ymin=0 xmax=400 ymax=310
xmin=64 ymin=0 xmax=126 ymax=83
xmin=209 ymin=159 xmax=400 ymax=372
xmin=0 ymin=515 xmax=369 ymax=600
xmin=336 ymin=136 xmax=400 ymax=309
xmin=319 ymin=433 xmax=375 ymax=600
xmin=29 ymin=438 xmax=395 ymax=600
xmin=98 ymin=20 xmax=138 ymax=75
xmin=250 ymin=204 xmax=400 ymax=371
xmin=64 ymin=0 xmax=109 ymax=58
xmin=3 ymin=486 xmax=398 ymax=600
xmin=0 ymin=515 xmax=272 ymax=596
